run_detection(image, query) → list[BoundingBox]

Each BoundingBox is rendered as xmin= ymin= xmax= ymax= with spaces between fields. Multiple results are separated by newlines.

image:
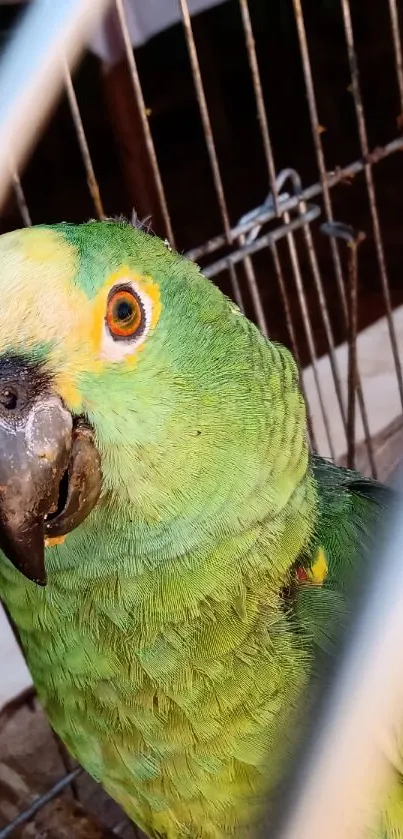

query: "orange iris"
xmin=106 ymin=288 xmax=143 ymax=339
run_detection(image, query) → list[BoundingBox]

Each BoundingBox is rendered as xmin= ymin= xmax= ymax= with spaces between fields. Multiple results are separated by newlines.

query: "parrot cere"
xmin=0 ymin=220 xmax=396 ymax=839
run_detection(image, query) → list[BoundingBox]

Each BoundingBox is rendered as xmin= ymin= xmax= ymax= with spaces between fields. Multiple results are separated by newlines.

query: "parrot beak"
xmin=0 ymin=368 xmax=102 ymax=586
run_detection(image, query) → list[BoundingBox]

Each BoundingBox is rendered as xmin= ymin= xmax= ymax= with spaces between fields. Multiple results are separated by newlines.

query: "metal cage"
xmin=1 ymin=0 xmax=403 ymax=836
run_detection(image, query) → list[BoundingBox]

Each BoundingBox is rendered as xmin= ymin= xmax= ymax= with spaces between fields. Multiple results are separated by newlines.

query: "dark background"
xmin=1 ymin=0 xmax=403 ymax=364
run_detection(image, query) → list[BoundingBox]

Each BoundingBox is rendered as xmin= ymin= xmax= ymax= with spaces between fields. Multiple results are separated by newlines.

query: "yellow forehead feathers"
xmin=0 ymin=228 xmax=162 ymax=411
xmin=21 ymin=227 xmax=70 ymax=263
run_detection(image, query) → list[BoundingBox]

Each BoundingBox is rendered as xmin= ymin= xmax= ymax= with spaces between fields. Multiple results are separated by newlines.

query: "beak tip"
xmin=0 ymin=525 xmax=47 ymax=587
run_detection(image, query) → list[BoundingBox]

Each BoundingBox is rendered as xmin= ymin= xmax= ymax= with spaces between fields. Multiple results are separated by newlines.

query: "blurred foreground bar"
xmin=267 ymin=471 xmax=403 ymax=839
xmin=0 ymin=0 xmax=111 ymax=208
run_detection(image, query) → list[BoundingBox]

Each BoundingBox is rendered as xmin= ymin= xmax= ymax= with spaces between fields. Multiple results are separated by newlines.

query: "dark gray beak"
xmin=0 ymin=363 xmax=101 ymax=585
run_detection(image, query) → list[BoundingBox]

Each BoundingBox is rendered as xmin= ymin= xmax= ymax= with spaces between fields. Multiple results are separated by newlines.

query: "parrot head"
xmin=0 ymin=220 xmax=308 ymax=588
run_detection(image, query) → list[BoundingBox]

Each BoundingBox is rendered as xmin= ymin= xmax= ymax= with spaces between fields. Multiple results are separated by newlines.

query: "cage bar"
xmin=179 ymin=0 xmax=232 ymax=240
xmin=238 ymin=0 xmax=279 ymax=213
xmin=283 ymin=212 xmax=336 ymax=459
xmin=114 ymin=0 xmax=175 ymax=246
xmin=186 ymin=135 xmax=403 ymax=262
xmin=340 ymin=0 xmax=403 ymax=412
xmin=301 ymin=220 xmax=347 ymax=431
xmin=203 ymin=202 xmax=321 ymax=277
xmin=63 ymin=61 xmax=105 ymax=220
xmin=0 ymin=768 xmax=83 ymax=839
xmin=388 ymin=0 xmax=403 ymax=119
xmin=1 ymin=0 xmax=403 ymax=836
xmin=269 ymin=241 xmax=318 ymax=451
xmin=346 ymin=235 xmax=360 ymax=469
xmin=291 ymin=0 xmax=347 ymax=313
xmin=179 ymin=0 xmax=274 ymax=342
xmin=227 ymin=260 xmax=245 ymax=313
xmin=288 ymin=0 xmax=377 ymax=473
xmin=236 ymin=245 xmax=270 ymax=338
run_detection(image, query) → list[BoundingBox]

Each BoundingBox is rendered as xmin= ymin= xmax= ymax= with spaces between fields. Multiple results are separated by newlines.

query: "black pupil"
xmin=1 ymin=388 xmax=17 ymax=410
xmin=115 ymin=300 xmax=133 ymax=322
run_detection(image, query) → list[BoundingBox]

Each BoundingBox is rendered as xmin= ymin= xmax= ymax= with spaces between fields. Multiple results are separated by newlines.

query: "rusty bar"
xmin=238 ymin=0 xmax=279 ymax=213
xmin=340 ymin=0 xmax=403 ymax=411
xmin=63 ymin=61 xmax=104 ymax=219
xmin=179 ymin=0 xmax=232 ymax=240
xmin=243 ymin=255 xmax=269 ymax=338
xmin=284 ymin=212 xmax=335 ymax=460
xmin=11 ymin=169 xmax=32 ymax=226
xmin=347 ymin=331 xmax=375 ymax=473
xmin=235 ymin=179 xmax=287 ymax=339
xmin=227 ymin=261 xmax=245 ymax=313
xmin=0 ymin=768 xmax=83 ymax=839
xmin=321 ymin=223 xmax=377 ymax=476
xmin=291 ymin=0 xmax=346 ymax=313
xmin=388 ymin=0 xmax=403 ymax=119
xmin=269 ymin=242 xmax=318 ymax=452
xmin=114 ymin=0 xmax=175 ymax=246
xmin=291 ymin=0 xmax=376 ymax=475
xmin=186 ymin=135 xmax=403 ymax=263
xmin=301 ymin=217 xmax=347 ymax=434
xmin=237 ymin=243 xmax=269 ymax=337
xmin=321 ymin=222 xmax=366 ymax=469
xmin=320 ymin=222 xmax=366 ymax=470
xmin=346 ymin=239 xmax=359 ymax=469
xmin=0 ymin=0 xmax=111 ymax=210
xmin=270 ymin=243 xmax=301 ymax=371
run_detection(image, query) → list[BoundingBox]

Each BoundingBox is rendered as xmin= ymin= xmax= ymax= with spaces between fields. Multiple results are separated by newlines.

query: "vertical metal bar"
xmin=291 ymin=0 xmax=376 ymax=476
xmin=179 ymin=0 xmax=232 ymax=240
xmin=321 ymin=226 xmax=377 ymax=477
xmin=237 ymin=242 xmax=270 ymax=338
xmin=63 ymin=61 xmax=104 ymax=219
xmin=114 ymin=0 xmax=175 ymax=246
xmin=284 ymin=214 xmax=336 ymax=459
xmin=238 ymin=0 xmax=279 ymax=213
xmin=11 ymin=169 xmax=32 ymax=226
xmin=346 ymin=238 xmax=360 ymax=469
xmin=244 ymin=256 xmax=269 ymax=338
xmin=321 ymin=222 xmax=367 ymax=471
xmin=227 ymin=261 xmax=245 ymax=313
xmin=291 ymin=0 xmax=346 ymax=313
xmin=388 ymin=0 xmax=403 ymax=118
xmin=301 ymin=219 xmax=347 ymax=431
xmin=340 ymin=0 xmax=403 ymax=412
xmin=270 ymin=242 xmax=318 ymax=451
xmin=270 ymin=242 xmax=301 ymax=366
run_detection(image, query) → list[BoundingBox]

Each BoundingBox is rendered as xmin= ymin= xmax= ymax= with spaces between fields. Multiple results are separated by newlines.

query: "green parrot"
xmin=0 ymin=220 xmax=397 ymax=839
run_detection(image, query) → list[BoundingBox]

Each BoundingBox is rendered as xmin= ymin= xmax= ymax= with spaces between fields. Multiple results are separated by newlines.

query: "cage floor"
xmin=0 ymin=698 xmax=141 ymax=838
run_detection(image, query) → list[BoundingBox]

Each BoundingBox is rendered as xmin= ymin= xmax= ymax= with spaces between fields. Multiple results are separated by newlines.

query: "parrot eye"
xmin=100 ymin=277 xmax=155 ymax=362
xmin=106 ymin=285 xmax=145 ymax=341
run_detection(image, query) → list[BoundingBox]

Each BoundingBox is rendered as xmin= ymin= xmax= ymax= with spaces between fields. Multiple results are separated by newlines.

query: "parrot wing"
xmin=292 ymin=454 xmax=395 ymax=656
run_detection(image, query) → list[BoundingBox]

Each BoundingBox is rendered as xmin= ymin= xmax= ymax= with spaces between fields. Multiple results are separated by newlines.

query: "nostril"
xmin=0 ymin=389 xmax=18 ymax=410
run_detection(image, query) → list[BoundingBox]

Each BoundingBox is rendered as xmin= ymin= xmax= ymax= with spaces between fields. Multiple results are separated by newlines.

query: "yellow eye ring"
xmin=106 ymin=285 xmax=145 ymax=340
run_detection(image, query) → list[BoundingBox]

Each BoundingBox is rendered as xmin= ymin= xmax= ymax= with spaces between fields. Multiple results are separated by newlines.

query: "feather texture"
xmin=0 ymin=222 xmax=397 ymax=838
